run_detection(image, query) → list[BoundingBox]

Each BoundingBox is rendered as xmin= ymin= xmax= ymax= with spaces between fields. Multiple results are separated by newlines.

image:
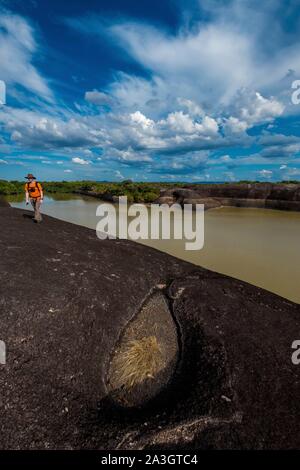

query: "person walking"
xmin=24 ymin=174 xmax=44 ymax=223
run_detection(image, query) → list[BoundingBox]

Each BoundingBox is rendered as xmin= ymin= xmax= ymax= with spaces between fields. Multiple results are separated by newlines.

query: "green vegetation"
xmin=0 ymin=179 xmax=169 ymax=203
xmin=0 ymin=180 xmax=24 ymax=195
xmin=1 ymin=179 xmax=299 ymax=202
xmin=236 ymin=180 xmax=260 ymax=184
xmin=280 ymin=180 xmax=300 ymax=184
xmin=238 ymin=180 xmax=300 ymax=184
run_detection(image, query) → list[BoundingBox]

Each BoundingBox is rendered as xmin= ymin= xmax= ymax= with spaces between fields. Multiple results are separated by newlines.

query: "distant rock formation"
xmin=156 ymin=183 xmax=300 ymax=211
xmin=0 ymin=205 xmax=300 ymax=449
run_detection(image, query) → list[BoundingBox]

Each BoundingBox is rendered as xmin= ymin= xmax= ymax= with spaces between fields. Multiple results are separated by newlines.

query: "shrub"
xmin=142 ymin=191 xmax=159 ymax=203
xmin=0 ymin=180 xmax=20 ymax=195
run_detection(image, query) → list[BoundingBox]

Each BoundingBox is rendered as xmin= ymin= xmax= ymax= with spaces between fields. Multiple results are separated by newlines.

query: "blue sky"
xmin=1 ymin=0 xmax=300 ymax=182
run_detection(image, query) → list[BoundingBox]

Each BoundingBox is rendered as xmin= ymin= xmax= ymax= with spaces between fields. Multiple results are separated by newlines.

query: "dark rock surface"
xmin=0 ymin=205 xmax=300 ymax=449
xmin=157 ymin=183 xmax=300 ymax=211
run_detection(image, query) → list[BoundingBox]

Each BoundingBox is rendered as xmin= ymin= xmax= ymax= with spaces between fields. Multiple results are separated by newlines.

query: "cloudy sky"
xmin=1 ymin=0 xmax=300 ymax=181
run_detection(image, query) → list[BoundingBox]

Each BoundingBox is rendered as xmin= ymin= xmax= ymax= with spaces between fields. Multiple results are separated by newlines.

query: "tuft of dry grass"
xmin=112 ymin=336 xmax=164 ymax=389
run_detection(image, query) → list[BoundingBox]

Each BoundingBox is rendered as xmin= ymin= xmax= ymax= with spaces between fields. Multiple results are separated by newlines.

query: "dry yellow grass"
xmin=112 ymin=336 xmax=164 ymax=389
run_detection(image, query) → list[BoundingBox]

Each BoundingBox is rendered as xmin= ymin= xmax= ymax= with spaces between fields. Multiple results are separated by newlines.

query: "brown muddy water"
xmin=7 ymin=193 xmax=300 ymax=304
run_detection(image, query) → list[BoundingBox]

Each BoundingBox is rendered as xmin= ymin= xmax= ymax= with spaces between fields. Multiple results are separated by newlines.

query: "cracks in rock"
xmin=116 ymin=412 xmax=243 ymax=449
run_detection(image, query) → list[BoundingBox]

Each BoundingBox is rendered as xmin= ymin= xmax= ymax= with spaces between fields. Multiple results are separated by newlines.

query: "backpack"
xmin=26 ymin=181 xmax=42 ymax=198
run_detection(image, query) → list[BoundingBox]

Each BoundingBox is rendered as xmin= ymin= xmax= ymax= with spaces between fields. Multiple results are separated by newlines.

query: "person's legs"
xmin=30 ymin=198 xmax=42 ymax=222
xmin=30 ymin=198 xmax=36 ymax=217
xmin=34 ymin=198 xmax=42 ymax=222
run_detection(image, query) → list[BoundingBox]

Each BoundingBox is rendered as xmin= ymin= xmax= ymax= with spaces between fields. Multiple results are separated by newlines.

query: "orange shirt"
xmin=25 ymin=181 xmax=43 ymax=199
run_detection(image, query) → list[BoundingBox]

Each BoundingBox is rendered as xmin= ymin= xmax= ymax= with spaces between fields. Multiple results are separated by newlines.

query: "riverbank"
xmin=68 ymin=182 xmax=300 ymax=212
xmin=1 ymin=203 xmax=300 ymax=449
xmin=2 ymin=180 xmax=300 ymax=211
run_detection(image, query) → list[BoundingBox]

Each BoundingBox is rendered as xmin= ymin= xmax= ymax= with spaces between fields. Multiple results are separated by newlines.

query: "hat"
xmin=25 ymin=173 xmax=36 ymax=179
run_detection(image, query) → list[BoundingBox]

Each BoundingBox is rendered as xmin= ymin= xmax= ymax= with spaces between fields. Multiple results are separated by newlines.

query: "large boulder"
xmin=156 ymin=183 xmax=300 ymax=211
xmin=0 ymin=205 xmax=300 ymax=449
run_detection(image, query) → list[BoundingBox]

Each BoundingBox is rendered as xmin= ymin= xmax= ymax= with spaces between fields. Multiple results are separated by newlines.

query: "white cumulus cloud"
xmin=72 ymin=157 xmax=90 ymax=165
xmin=0 ymin=12 xmax=52 ymax=100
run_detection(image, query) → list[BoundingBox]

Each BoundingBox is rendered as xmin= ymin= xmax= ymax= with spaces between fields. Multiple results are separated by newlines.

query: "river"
xmin=6 ymin=193 xmax=300 ymax=304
